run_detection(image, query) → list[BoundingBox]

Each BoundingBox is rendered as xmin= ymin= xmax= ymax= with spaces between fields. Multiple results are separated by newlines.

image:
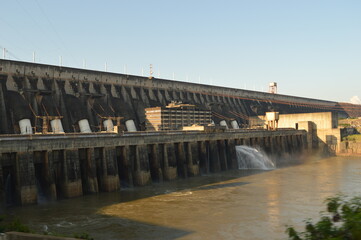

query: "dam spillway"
xmin=0 ymin=129 xmax=306 ymax=206
xmin=0 ymin=59 xmax=357 ymax=207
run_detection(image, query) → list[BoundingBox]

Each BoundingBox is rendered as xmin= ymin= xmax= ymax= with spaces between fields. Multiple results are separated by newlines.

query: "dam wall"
xmin=0 ymin=129 xmax=307 ymax=206
xmin=0 ymin=60 xmax=351 ymax=135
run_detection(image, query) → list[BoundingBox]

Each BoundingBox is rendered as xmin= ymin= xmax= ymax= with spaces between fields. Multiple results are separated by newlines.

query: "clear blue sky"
xmin=1 ymin=0 xmax=361 ymax=103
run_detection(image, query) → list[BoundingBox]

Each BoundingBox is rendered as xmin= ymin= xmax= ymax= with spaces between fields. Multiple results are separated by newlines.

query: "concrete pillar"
xmin=249 ymin=138 xmax=255 ymax=147
xmin=117 ymin=146 xmax=134 ymax=187
xmin=243 ymin=138 xmax=251 ymax=146
xmin=281 ymin=136 xmax=289 ymax=155
xmin=298 ymin=121 xmax=313 ymax=151
xmin=0 ymin=155 xmax=4 ymax=207
xmin=301 ymin=134 xmax=307 ymax=150
xmin=217 ymin=140 xmax=228 ymax=171
xmin=259 ymin=137 xmax=265 ymax=150
xmin=133 ymin=145 xmax=151 ymax=186
xmin=225 ymin=139 xmax=238 ymax=169
xmin=0 ymin=76 xmax=9 ymax=134
xmin=269 ymin=136 xmax=275 ymax=156
xmin=263 ymin=137 xmax=270 ymax=154
xmin=286 ymin=136 xmax=292 ymax=154
xmin=78 ymin=148 xmax=98 ymax=194
xmin=279 ymin=136 xmax=285 ymax=156
xmin=162 ymin=143 xmax=177 ymax=181
xmin=15 ymin=152 xmax=37 ymax=205
xmin=176 ymin=143 xmax=187 ymax=178
xmin=41 ymin=151 xmax=57 ymax=200
xmin=297 ymin=135 xmax=303 ymax=152
xmin=209 ymin=141 xmax=221 ymax=173
xmin=198 ymin=141 xmax=209 ymax=174
xmin=95 ymin=147 xmax=120 ymax=191
xmin=291 ymin=135 xmax=298 ymax=153
xmin=186 ymin=142 xmax=200 ymax=177
xmin=60 ymin=149 xmax=83 ymax=198
xmin=148 ymin=144 xmax=163 ymax=182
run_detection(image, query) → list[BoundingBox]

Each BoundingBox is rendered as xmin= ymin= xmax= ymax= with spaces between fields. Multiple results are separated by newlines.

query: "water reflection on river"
xmin=5 ymin=156 xmax=361 ymax=240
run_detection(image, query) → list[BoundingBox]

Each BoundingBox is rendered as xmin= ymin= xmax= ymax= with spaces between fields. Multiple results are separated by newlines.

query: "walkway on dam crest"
xmin=0 ymin=129 xmax=305 ymax=153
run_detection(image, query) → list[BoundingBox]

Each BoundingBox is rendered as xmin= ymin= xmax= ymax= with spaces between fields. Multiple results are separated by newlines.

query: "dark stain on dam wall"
xmin=0 ymin=59 xmax=354 ymax=134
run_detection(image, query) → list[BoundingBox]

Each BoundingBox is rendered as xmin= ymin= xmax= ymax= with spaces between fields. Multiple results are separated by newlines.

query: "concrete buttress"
xmin=148 ymin=144 xmax=163 ymax=182
xmin=198 ymin=141 xmax=209 ymax=175
xmin=15 ymin=152 xmax=37 ymax=205
xmin=96 ymin=147 xmax=120 ymax=192
xmin=61 ymin=150 xmax=83 ymax=198
xmin=162 ymin=143 xmax=177 ymax=181
xmin=78 ymin=148 xmax=99 ymax=194
xmin=186 ymin=142 xmax=200 ymax=177
xmin=209 ymin=141 xmax=221 ymax=173
xmin=117 ymin=146 xmax=134 ymax=187
xmin=175 ymin=142 xmax=187 ymax=178
xmin=217 ymin=140 xmax=228 ymax=171
xmin=133 ymin=145 xmax=151 ymax=186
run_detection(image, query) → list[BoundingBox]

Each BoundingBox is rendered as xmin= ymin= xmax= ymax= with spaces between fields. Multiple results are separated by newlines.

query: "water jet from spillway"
xmin=236 ymin=145 xmax=275 ymax=170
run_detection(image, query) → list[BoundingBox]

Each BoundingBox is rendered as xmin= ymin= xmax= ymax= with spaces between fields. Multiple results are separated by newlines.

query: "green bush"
xmin=286 ymin=195 xmax=361 ymax=240
xmin=0 ymin=216 xmax=94 ymax=239
xmin=0 ymin=216 xmax=33 ymax=233
xmin=73 ymin=232 xmax=94 ymax=240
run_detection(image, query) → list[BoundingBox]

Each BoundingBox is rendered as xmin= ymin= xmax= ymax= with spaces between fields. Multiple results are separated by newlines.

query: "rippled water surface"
xmin=5 ymin=156 xmax=361 ymax=240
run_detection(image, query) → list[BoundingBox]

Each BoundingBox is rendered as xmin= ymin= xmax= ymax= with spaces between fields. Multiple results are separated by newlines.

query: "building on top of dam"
xmin=145 ymin=102 xmax=212 ymax=131
xmin=0 ymin=59 xmax=360 ymax=136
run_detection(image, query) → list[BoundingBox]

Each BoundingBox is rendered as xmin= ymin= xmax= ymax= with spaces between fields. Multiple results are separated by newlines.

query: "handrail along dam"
xmin=0 ymin=59 xmax=360 ymax=206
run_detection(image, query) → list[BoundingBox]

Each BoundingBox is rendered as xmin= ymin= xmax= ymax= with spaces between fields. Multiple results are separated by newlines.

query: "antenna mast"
xmin=149 ymin=64 xmax=153 ymax=79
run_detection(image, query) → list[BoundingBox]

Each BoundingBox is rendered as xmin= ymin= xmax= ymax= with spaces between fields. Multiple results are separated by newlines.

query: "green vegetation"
xmin=0 ymin=215 xmax=94 ymax=239
xmin=286 ymin=195 xmax=361 ymax=240
xmin=0 ymin=216 xmax=33 ymax=233
xmin=343 ymin=134 xmax=361 ymax=142
xmin=73 ymin=232 xmax=94 ymax=240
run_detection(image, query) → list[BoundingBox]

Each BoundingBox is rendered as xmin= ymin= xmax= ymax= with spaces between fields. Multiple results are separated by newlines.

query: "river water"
xmin=4 ymin=155 xmax=361 ymax=240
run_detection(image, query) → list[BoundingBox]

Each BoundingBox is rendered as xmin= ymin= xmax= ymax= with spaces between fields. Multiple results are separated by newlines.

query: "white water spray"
xmin=236 ymin=145 xmax=275 ymax=170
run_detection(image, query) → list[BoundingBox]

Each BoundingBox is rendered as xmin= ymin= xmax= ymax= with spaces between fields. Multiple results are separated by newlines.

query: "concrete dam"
xmin=0 ymin=59 xmax=358 ymax=206
xmin=0 ymin=60 xmax=356 ymax=135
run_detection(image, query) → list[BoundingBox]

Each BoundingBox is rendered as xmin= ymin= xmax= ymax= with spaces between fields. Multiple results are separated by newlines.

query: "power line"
xmin=34 ymin=0 xmax=80 ymax=66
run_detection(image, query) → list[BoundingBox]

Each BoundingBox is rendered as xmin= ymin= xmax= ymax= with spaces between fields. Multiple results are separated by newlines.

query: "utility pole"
xmin=59 ymin=56 xmax=62 ymax=66
xmin=105 ymin=62 xmax=107 ymax=72
xmin=3 ymin=48 xmax=6 ymax=59
xmin=32 ymin=52 xmax=36 ymax=63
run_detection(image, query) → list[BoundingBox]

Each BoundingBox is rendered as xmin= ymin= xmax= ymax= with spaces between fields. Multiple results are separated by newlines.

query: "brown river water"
xmin=4 ymin=155 xmax=361 ymax=240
